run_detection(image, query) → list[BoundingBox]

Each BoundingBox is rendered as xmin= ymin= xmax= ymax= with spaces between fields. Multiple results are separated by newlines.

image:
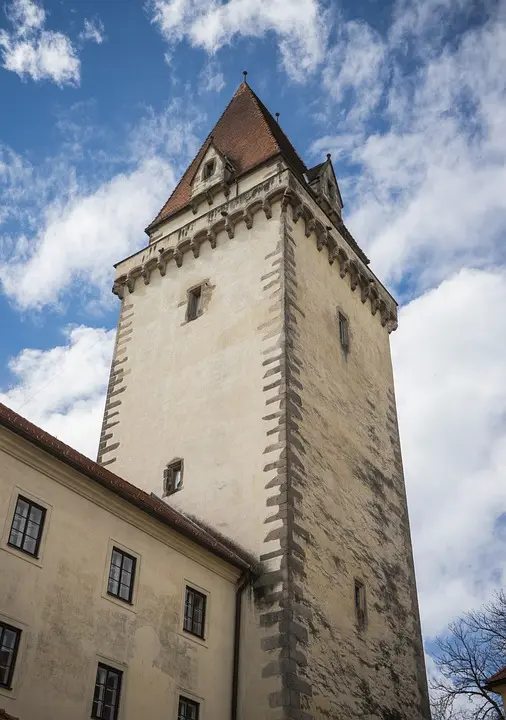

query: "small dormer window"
xmin=202 ymin=159 xmax=216 ymax=181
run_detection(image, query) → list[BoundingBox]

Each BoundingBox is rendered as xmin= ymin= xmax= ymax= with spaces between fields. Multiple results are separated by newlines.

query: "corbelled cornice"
xmin=113 ymin=170 xmax=398 ymax=333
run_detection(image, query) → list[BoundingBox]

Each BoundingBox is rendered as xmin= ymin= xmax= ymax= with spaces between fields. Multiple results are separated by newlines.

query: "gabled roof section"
xmin=485 ymin=666 xmax=506 ymax=689
xmin=147 ymin=81 xmax=307 ymax=231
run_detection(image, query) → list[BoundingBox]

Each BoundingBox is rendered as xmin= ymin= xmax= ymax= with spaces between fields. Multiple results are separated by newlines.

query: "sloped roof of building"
xmin=0 ymin=403 xmax=254 ymax=572
xmin=485 ymin=666 xmax=506 ymax=689
xmin=0 ymin=710 xmax=18 ymax=720
xmin=147 ymin=81 xmax=307 ymax=230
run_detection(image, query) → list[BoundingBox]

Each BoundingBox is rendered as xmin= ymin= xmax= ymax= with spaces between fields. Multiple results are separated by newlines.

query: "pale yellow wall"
xmin=285 ymin=210 xmax=429 ymax=719
xmin=0 ymin=428 xmax=241 ymax=720
xmin=107 ymin=202 xmax=284 ymax=560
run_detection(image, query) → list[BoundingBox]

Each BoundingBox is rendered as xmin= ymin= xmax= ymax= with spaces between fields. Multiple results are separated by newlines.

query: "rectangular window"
xmin=183 ymin=586 xmax=206 ymax=639
xmin=354 ymin=579 xmax=367 ymax=628
xmin=107 ymin=548 xmax=136 ymax=604
xmin=8 ymin=495 xmax=46 ymax=557
xmin=178 ymin=696 xmax=200 ymax=720
xmin=0 ymin=622 xmax=21 ymax=689
xmin=187 ymin=286 xmax=202 ymax=322
xmin=338 ymin=312 xmax=349 ymax=351
xmin=92 ymin=663 xmax=122 ymax=720
xmin=164 ymin=459 xmax=183 ymax=495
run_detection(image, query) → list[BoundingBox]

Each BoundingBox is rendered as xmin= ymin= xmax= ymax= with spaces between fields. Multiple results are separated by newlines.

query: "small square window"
xmin=8 ymin=495 xmax=46 ymax=557
xmin=354 ymin=579 xmax=367 ymax=628
xmin=187 ymin=286 xmax=202 ymax=322
xmin=0 ymin=622 xmax=21 ymax=689
xmin=338 ymin=312 xmax=349 ymax=352
xmin=92 ymin=663 xmax=122 ymax=720
xmin=183 ymin=586 xmax=207 ymax=639
xmin=107 ymin=548 xmax=136 ymax=604
xmin=178 ymin=695 xmax=200 ymax=720
xmin=202 ymin=159 xmax=215 ymax=181
xmin=164 ymin=459 xmax=184 ymax=495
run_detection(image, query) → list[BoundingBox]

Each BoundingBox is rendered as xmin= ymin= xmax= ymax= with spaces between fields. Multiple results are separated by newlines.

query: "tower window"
xmin=107 ymin=547 xmax=136 ymax=603
xmin=354 ymin=579 xmax=367 ymax=628
xmin=202 ymin=159 xmax=216 ymax=181
xmin=183 ymin=586 xmax=207 ymax=638
xmin=178 ymin=696 xmax=200 ymax=720
xmin=0 ymin=622 xmax=21 ymax=689
xmin=164 ymin=459 xmax=184 ymax=495
xmin=338 ymin=312 xmax=349 ymax=352
xmin=92 ymin=663 xmax=122 ymax=720
xmin=8 ymin=495 xmax=46 ymax=557
xmin=187 ymin=285 xmax=203 ymax=322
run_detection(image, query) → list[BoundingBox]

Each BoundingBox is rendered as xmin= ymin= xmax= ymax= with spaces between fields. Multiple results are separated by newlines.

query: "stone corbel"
xmin=386 ymin=316 xmax=399 ymax=333
xmin=208 ymin=230 xmax=217 ymax=249
xmin=263 ymin=198 xmax=272 ymax=220
xmin=281 ymin=188 xmax=295 ymax=213
xmin=205 ymin=190 xmax=213 ymax=206
xmin=157 ymin=248 xmax=171 ymax=277
xmin=359 ymin=276 xmax=374 ymax=304
xmin=304 ymin=217 xmax=315 ymax=238
xmin=348 ymin=261 xmax=359 ymax=291
xmin=173 ymin=249 xmax=184 ymax=268
xmin=112 ymin=278 xmax=126 ymax=299
xmin=126 ymin=267 xmax=142 ymax=294
xmin=316 ymin=229 xmax=327 ymax=252
xmin=337 ymin=248 xmax=349 ymax=278
xmin=243 ymin=208 xmax=253 ymax=229
xmin=292 ymin=203 xmax=303 ymax=224
xmin=191 ymin=201 xmax=199 ymax=215
xmin=327 ymin=236 xmax=338 ymax=265
xmin=190 ymin=239 xmax=201 ymax=259
xmin=225 ymin=215 xmax=234 ymax=239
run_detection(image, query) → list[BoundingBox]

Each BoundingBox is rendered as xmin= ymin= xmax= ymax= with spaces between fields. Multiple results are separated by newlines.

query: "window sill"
xmin=100 ymin=589 xmax=138 ymax=615
xmin=0 ymin=543 xmax=43 ymax=569
xmin=179 ymin=628 xmax=209 ymax=649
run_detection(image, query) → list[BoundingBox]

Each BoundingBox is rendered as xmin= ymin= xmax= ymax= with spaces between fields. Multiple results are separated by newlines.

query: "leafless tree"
xmin=430 ymin=591 xmax=506 ymax=719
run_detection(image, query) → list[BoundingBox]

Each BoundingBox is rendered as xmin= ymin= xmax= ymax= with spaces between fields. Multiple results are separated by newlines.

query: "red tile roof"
xmin=485 ymin=666 xmax=506 ymax=689
xmin=147 ymin=81 xmax=307 ymax=230
xmin=0 ymin=403 xmax=253 ymax=571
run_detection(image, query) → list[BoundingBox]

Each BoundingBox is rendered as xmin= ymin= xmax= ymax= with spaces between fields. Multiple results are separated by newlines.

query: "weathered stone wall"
xmin=283 ymin=205 xmax=430 ymax=719
xmin=0 ymin=430 xmax=240 ymax=720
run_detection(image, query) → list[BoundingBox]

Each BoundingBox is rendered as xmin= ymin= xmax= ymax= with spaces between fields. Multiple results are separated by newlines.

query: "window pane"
xmin=16 ymin=499 xmax=29 ymax=518
xmin=22 ymin=536 xmax=37 ymax=555
xmin=29 ymin=505 xmax=43 ymax=525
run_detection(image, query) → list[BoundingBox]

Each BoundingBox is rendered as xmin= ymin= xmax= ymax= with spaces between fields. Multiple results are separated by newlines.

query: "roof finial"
xmin=327 ymin=152 xmax=331 ymax=161
xmin=275 ymin=112 xmax=280 ymax=124
xmin=242 ymin=70 xmax=248 ymax=83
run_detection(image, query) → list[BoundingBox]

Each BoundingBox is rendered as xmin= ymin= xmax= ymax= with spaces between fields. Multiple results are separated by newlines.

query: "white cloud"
xmin=0 ymin=325 xmax=114 ymax=458
xmin=321 ymin=21 xmax=386 ymax=124
xmin=199 ymin=60 xmax=225 ymax=93
xmin=392 ymin=267 xmax=506 ymax=637
xmin=0 ymin=100 xmax=202 ymax=310
xmin=0 ymin=0 xmax=102 ymax=85
xmin=318 ymin=4 xmax=506 ymax=295
xmin=148 ymin=0 xmax=330 ymax=81
xmin=79 ymin=17 xmax=105 ymax=45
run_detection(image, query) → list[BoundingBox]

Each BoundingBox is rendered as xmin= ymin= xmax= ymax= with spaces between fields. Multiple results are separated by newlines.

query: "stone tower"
xmin=99 ymin=82 xmax=430 ymax=719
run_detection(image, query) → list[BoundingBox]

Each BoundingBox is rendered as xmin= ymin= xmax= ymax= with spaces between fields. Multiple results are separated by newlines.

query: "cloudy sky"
xmin=1 ymin=0 xmax=506 ymax=670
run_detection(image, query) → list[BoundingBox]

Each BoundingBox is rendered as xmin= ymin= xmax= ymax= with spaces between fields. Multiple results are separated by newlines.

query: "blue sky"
xmin=1 ymin=0 xmax=506 ymax=682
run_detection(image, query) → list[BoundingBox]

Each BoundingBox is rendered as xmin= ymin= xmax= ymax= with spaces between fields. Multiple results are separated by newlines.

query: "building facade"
xmin=0 ymin=404 xmax=252 ymax=720
xmin=97 ymin=81 xmax=431 ymax=719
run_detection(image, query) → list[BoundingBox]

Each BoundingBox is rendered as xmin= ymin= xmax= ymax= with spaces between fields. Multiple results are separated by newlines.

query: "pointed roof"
xmin=147 ymin=81 xmax=307 ymax=231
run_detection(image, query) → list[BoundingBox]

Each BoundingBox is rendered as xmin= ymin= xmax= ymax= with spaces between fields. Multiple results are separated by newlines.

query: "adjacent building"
xmin=0 ymin=403 xmax=253 ymax=720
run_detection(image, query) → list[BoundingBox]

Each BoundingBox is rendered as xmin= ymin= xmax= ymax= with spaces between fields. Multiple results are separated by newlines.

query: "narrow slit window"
xmin=202 ymin=159 xmax=215 ymax=181
xmin=178 ymin=696 xmax=200 ymax=720
xmin=92 ymin=663 xmax=122 ymax=720
xmin=187 ymin=286 xmax=202 ymax=322
xmin=338 ymin=312 xmax=349 ymax=352
xmin=0 ymin=622 xmax=21 ymax=689
xmin=183 ymin=586 xmax=207 ymax=638
xmin=164 ymin=459 xmax=183 ymax=495
xmin=354 ymin=579 xmax=367 ymax=628
xmin=8 ymin=495 xmax=46 ymax=557
xmin=107 ymin=548 xmax=136 ymax=603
